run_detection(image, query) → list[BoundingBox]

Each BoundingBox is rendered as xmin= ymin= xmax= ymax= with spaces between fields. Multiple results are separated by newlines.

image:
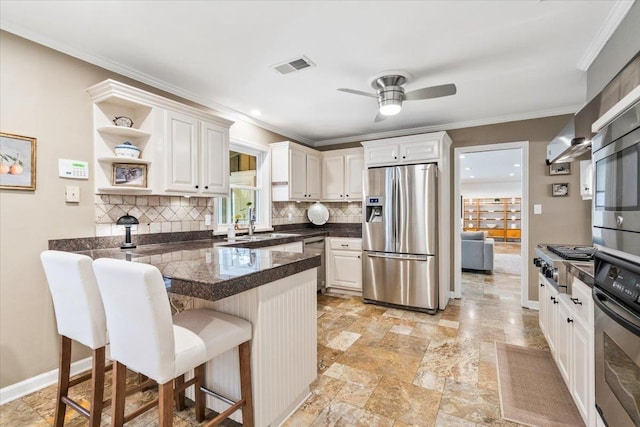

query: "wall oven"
xmin=593 ymin=251 xmax=640 ymax=427
xmin=592 ymin=99 xmax=640 ymax=263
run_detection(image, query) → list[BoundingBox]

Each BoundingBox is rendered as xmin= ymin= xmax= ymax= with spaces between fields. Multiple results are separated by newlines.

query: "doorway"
xmin=453 ymin=141 xmax=530 ymax=308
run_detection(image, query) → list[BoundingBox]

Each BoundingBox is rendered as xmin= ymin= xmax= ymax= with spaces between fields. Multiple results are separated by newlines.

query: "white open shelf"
xmin=97 ymin=156 xmax=152 ymax=165
xmin=97 ymin=125 xmax=152 ymax=138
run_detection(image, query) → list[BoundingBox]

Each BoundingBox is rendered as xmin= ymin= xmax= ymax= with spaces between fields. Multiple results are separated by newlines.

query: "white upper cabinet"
xmin=361 ymin=132 xmax=446 ymax=167
xmin=271 ymin=141 xmax=321 ymax=201
xmin=164 ymin=112 xmax=229 ymax=196
xmin=88 ymin=79 xmax=232 ymax=196
xmin=321 ymin=148 xmax=364 ymax=201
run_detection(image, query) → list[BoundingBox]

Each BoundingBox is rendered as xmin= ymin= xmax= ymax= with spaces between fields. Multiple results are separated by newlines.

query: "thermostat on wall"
xmin=58 ymin=159 xmax=89 ymax=179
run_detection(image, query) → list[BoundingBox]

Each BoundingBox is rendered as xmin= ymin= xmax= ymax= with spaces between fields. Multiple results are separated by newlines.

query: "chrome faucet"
xmin=248 ymin=207 xmax=256 ymax=235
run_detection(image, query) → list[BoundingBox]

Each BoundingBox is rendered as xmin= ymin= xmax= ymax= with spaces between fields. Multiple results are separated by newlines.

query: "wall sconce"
xmin=117 ymin=213 xmax=139 ymax=249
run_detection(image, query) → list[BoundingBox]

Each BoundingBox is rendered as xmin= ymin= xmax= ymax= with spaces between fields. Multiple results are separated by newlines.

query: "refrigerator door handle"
xmin=393 ymin=168 xmax=400 ymax=251
xmin=366 ymin=252 xmax=429 ymax=261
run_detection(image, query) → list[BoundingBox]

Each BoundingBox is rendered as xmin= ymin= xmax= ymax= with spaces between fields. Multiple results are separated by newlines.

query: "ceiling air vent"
xmin=273 ymin=56 xmax=315 ymax=75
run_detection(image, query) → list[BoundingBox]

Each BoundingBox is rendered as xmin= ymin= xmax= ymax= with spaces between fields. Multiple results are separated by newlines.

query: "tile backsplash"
xmin=95 ymin=196 xmax=362 ymax=237
xmin=272 ymin=201 xmax=362 ymax=225
xmin=94 ymin=195 xmax=214 ymax=237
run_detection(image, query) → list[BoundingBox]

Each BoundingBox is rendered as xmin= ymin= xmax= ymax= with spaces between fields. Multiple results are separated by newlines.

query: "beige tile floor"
xmin=1 ymin=244 xmax=543 ymax=426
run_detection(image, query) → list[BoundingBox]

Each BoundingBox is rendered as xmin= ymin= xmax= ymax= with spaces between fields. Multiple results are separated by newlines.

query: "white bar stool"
xmin=40 ymin=250 xmax=108 ymax=427
xmin=93 ymin=258 xmax=254 ymax=427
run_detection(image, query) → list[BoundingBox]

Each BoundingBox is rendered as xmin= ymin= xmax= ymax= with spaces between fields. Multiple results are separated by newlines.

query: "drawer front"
xmin=570 ymin=276 xmax=594 ymax=326
xmin=329 ymin=237 xmax=362 ymax=251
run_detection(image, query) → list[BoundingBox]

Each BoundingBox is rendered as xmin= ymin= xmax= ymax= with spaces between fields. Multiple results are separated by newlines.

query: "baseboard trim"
xmin=526 ymin=300 xmax=540 ymax=310
xmin=0 ymin=356 xmax=92 ymax=406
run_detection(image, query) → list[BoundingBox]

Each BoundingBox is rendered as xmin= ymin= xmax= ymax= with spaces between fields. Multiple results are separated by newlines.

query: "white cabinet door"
xmin=306 ymin=153 xmax=321 ymax=199
xmin=331 ymin=250 xmax=362 ymax=290
xmin=538 ymin=274 xmax=547 ymax=335
xmin=571 ymin=318 xmax=594 ymax=425
xmin=400 ymin=139 xmax=439 ymax=162
xmin=556 ymin=297 xmax=572 ymax=385
xmin=166 ymin=111 xmax=199 ymax=193
xmin=365 ymin=144 xmax=399 ymax=166
xmin=322 ymin=155 xmax=345 ymax=200
xmin=345 ymin=153 xmax=364 ymax=200
xmin=200 ymin=121 xmax=229 ymax=195
xmin=289 ymin=148 xmax=307 ymax=200
xmin=546 ymin=284 xmax=559 ymax=355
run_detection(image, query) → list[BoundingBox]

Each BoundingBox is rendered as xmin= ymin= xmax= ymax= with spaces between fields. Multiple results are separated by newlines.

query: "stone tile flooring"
xmin=0 ymin=245 xmax=545 ymax=426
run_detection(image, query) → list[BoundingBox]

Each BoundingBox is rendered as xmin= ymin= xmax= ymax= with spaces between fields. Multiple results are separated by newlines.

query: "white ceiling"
xmin=0 ymin=1 xmax=634 ymax=146
xmin=460 ymin=149 xmax=522 ymax=184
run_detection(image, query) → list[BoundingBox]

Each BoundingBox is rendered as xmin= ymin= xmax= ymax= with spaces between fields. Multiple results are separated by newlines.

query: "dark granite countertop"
xmin=565 ymin=260 xmax=595 ymax=288
xmin=78 ymin=240 xmax=321 ymax=302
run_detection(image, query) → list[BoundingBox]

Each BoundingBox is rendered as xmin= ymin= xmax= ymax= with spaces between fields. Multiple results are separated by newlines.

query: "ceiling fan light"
xmin=379 ymin=102 xmax=402 ymax=116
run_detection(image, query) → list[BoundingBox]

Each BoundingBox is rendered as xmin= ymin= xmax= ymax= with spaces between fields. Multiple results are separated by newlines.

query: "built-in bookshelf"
xmin=463 ymin=197 xmax=521 ymax=241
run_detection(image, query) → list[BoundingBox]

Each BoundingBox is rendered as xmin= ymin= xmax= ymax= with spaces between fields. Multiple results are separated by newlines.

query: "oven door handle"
xmin=593 ymin=288 xmax=640 ymax=336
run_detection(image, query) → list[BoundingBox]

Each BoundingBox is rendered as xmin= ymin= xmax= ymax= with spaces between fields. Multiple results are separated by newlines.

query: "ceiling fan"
xmin=338 ymin=71 xmax=457 ymax=123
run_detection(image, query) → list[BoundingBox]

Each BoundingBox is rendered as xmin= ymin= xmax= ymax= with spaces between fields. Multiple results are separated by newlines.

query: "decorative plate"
xmin=113 ymin=116 xmax=134 ymax=127
xmin=307 ymin=202 xmax=329 ymax=225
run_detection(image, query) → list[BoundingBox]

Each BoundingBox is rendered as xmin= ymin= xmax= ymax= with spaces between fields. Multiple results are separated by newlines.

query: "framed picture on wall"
xmin=552 ymin=183 xmax=569 ymax=197
xmin=112 ymin=163 xmax=147 ymax=187
xmin=0 ymin=132 xmax=37 ymax=191
xmin=549 ymin=162 xmax=571 ymax=175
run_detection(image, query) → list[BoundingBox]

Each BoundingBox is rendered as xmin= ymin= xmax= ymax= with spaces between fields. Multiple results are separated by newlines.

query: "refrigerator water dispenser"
xmin=365 ymin=197 xmax=384 ymax=223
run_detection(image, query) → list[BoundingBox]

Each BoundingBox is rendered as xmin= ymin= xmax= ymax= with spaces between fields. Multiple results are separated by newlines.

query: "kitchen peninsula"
xmin=63 ymin=237 xmax=320 ymax=427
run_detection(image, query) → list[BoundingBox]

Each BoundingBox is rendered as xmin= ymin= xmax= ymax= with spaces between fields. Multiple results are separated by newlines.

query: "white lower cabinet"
xmin=540 ymin=275 xmax=595 ymax=426
xmin=326 ymin=238 xmax=362 ymax=292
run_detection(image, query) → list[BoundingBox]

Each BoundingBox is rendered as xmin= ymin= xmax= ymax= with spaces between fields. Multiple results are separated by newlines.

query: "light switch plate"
xmin=65 ymin=185 xmax=80 ymax=203
xmin=534 ymin=204 xmax=542 ymax=215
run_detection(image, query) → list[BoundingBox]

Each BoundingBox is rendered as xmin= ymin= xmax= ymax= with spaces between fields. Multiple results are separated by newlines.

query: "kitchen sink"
xmin=268 ymin=233 xmax=300 ymax=238
xmin=233 ymin=235 xmax=272 ymax=241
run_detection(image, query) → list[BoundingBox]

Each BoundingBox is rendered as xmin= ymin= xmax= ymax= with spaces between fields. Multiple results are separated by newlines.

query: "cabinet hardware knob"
xmin=570 ymin=298 xmax=582 ymax=305
xmin=550 ymin=296 xmax=555 ymax=301
xmin=340 ymin=195 xmax=343 ymax=197
xmin=403 ymin=156 xmax=406 ymax=159
xmin=540 ymin=283 xmax=544 ymax=287
xmin=553 ymin=300 xmax=558 ymax=305
xmin=394 ymin=156 xmax=397 ymax=159
xmin=346 ymin=194 xmax=349 ymax=197
xmin=357 ymin=255 xmax=360 ymax=259
xmin=204 ymin=186 xmax=208 ymax=190
xmin=195 ymin=185 xmax=199 ymax=189
xmin=567 ymin=318 xmax=573 ymax=323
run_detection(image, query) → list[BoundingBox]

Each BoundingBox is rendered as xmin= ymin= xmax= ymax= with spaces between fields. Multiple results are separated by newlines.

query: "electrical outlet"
xmin=205 ymin=214 xmax=212 ymax=226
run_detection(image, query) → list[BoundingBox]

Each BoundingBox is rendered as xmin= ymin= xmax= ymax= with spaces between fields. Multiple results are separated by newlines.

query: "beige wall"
xmin=448 ymin=115 xmax=593 ymax=302
xmin=0 ymin=31 xmax=289 ymax=388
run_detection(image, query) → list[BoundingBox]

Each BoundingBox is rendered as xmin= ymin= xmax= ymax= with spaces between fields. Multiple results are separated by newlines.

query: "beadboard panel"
xmin=191 ymin=269 xmax=317 ymax=426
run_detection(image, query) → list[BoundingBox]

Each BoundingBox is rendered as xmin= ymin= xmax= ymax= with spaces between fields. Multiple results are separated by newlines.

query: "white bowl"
xmin=486 ymin=224 xmax=497 ymax=229
xmin=114 ymin=141 xmax=141 ymax=158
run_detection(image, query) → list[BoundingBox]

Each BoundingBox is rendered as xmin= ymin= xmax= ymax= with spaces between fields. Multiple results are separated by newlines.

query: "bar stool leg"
xmin=174 ymin=374 xmax=186 ymax=411
xmin=111 ymin=361 xmax=127 ymax=426
xmin=239 ymin=341 xmax=254 ymax=427
xmin=194 ymin=364 xmax=206 ymax=422
xmin=158 ymin=381 xmax=174 ymax=427
xmin=54 ymin=336 xmax=72 ymax=427
xmin=88 ymin=347 xmax=105 ymax=427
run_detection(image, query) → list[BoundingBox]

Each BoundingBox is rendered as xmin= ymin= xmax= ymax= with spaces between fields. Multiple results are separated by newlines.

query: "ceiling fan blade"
xmin=337 ymin=88 xmax=378 ymax=98
xmin=404 ymin=83 xmax=457 ymax=101
xmin=374 ymin=112 xmax=387 ymax=123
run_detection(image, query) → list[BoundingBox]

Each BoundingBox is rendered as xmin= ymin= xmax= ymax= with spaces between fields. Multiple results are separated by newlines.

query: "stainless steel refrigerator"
xmin=362 ymin=163 xmax=438 ymax=313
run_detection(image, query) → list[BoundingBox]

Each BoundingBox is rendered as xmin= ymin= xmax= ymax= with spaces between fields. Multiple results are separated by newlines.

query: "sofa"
xmin=461 ymin=231 xmax=494 ymax=273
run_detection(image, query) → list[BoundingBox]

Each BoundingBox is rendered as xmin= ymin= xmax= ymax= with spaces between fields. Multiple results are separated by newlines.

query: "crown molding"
xmin=576 ymin=0 xmax=635 ymax=72
xmin=313 ymin=105 xmax=580 ymax=146
xmin=0 ymin=22 xmax=315 ymax=146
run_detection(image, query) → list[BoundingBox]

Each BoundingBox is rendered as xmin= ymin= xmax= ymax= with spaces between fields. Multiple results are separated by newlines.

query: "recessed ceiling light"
xmin=250 ymin=109 xmax=262 ymax=117
xmin=465 ymin=167 xmax=472 ymax=171
xmin=459 ymin=154 xmax=466 ymax=159
xmin=509 ymin=173 xmax=515 ymax=176
xmin=470 ymin=175 xmax=475 ymax=178
xmin=514 ymin=163 xmax=521 ymax=167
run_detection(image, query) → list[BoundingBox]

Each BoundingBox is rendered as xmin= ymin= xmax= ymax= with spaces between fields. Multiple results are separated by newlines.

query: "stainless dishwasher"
xmin=304 ymin=236 xmax=325 ymax=292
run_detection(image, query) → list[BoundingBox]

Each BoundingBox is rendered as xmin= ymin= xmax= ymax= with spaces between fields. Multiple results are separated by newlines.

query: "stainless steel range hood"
xmin=546 ymin=117 xmax=592 ymax=165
